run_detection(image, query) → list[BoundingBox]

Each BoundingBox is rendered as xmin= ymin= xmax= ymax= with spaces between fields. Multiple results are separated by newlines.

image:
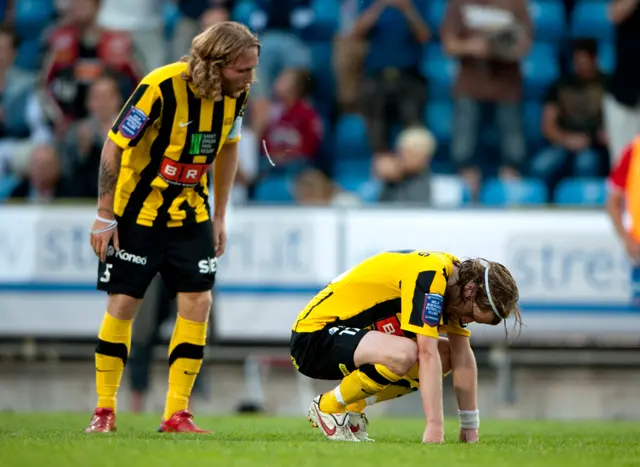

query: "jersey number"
xmin=100 ymin=264 xmax=113 ymax=283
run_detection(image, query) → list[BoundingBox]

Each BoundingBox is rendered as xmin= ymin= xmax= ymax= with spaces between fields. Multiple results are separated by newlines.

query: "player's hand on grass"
xmin=422 ymin=424 xmax=445 ymax=444
xmin=213 ymin=215 xmax=227 ymax=257
xmin=90 ymin=216 xmax=119 ymax=263
xmin=459 ymin=428 xmax=478 ymax=443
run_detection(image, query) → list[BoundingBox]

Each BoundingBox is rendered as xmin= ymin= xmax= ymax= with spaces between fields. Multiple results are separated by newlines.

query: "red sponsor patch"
xmin=159 ymin=158 xmax=209 ymax=187
xmin=374 ymin=316 xmax=404 ymax=336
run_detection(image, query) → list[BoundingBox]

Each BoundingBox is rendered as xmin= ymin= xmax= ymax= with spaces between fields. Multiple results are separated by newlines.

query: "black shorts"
xmin=97 ymin=216 xmax=216 ymax=299
xmin=290 ymin=325 xmax=369 ymax=380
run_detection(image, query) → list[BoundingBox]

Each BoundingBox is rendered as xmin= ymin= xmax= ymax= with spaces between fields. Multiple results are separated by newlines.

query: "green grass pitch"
xmin=1 ymin=413 xmax=639 ymax=467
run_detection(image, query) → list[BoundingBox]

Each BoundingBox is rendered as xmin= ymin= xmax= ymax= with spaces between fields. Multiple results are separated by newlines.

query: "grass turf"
xmin=1 ymin=413 xmax=639 ymax=467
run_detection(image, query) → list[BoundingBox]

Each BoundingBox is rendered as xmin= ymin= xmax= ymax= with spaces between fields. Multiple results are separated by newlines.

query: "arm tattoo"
xmin=98 ymin=154 xmax=121 ymax=200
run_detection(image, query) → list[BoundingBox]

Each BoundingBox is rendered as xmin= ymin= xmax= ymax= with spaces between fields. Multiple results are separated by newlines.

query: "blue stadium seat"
xmin=335 ymin=159 xmax=371 ymax=179
xmin=425 ymin=0 xmax=447 ymax=36
xmin=598 ymin=41 xmax=615 ymax=74
xmin=335 ymin=114 xmax=370 ymax=160
xmin=522 ymin=43 xmax=560 ymax=100
xmin=232 ymin=1 xmax=259 ymax=28
xmin=336 ymin=175 xmax=382 ymax=203
xmin=523 ymin=101 xmax=543 ymax=146
xmin=309 ymin=41 xmax=335 ymax=116
xmin=14 ymin=0 xmax=55 ymax=41
xmin=571 ymin=0 xmax=613 ymax=41
xmin=420 ymin=43 xmax=457 ymax=100
xmin=480 ymin=178 xmax=547 ymax=206
xmin=528 ymin=0 xmax=566 ymax=44
xmin=254 ymin=177 xmax=295 ymax=204
xmin=0 ymin=175 xmax=19 ymax=201
xmin=300 ymin=1 xmax=337 ymax=42
xmin=163 ymin=1 xmax=181 ymax=40
xmin=311 ymin=0 xmax=340 ymax=26
xmin=424 ymin=100 xmax=453 ymax=146
xmin=554 ymin=177 xmax=606 ymax=206
xmin=15 ymin=38 xmax=42 ymax=71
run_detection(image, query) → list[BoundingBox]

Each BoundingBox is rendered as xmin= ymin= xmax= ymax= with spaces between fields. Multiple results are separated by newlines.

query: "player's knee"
xmin=388 ymin=339 xmax=418 ymax=376
xmin=107 ymin=294 xmax=141 ymax=320
xmin=177 ymin=291 xmax=212 ymax=322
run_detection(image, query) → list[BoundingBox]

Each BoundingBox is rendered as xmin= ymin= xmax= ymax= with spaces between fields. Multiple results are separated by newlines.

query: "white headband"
xmin=483 ymin=262 xmax=503 ymax=320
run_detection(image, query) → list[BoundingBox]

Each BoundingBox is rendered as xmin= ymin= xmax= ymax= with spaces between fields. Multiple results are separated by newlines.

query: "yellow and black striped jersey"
xmin=293 ymin=250 xmax=471 ymax=340
xmin=109 ymin=61 xmax=249 ymax=228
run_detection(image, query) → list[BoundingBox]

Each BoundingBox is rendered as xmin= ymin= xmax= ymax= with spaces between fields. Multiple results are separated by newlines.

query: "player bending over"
xmin=290 ymin=250 xmax=522 ymax=443
xmin=85 ymin=22 xmax=260 ymax=433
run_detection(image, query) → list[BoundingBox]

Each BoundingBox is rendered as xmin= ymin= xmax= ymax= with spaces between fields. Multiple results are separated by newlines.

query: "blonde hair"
xmin=182 ymin=21 xmax=260 ymax=101
xmin=396 ymin=126 xmax=437 ymax=158
xmin=456 ymin=258 xmax=523 ymax=339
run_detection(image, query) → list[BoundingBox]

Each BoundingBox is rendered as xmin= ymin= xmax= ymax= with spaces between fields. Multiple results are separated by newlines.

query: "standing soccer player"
xmin=85 ymin=22 xmax=260 ymax=433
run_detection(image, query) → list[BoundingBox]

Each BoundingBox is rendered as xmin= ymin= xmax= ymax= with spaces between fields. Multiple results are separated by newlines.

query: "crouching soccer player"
xmin=85 ymin=22 xmax=260 ymax=433
xmin=289 ymin=250 xmax=522 ymax=443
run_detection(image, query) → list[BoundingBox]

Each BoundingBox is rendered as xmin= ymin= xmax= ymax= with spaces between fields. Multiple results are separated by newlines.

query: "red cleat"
xmin=85 ymin=408 xmax=117 ymax=433
xmin=158 ymin=410 xmax=211 ymax=434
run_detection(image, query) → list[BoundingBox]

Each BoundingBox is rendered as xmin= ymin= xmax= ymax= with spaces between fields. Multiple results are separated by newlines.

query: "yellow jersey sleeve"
xmin=400 ymin=268 xmax=448 ymax=339
xmin=440 ymin=318 xmax=471 ymax=337
xmin=109 ymin=81 xmax=163 ymax=149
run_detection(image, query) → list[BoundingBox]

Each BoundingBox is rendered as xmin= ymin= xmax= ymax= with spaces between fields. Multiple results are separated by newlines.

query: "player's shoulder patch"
xmin=118 ymin=107 xmax=149 ymax=139
xmin=422 ymin=293 xmax=444 ymax=327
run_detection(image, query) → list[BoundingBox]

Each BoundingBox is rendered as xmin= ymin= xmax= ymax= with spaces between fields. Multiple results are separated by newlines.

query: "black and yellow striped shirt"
xmin=109 ymin=61 xmax=248 ymax=228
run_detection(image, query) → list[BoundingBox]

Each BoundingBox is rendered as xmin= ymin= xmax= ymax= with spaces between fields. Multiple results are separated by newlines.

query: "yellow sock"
xmin=318 ymin=364 xmax=404 ymax=413
xmin=95 ymin=312 xmax=132 ymax=412
xmin=163 ymin=316 xmax=207 ymax=421
xmin=345 ymin=399 xmax=367 ymax=413
xmin=347 ymin=362 xmax=451 ymax=410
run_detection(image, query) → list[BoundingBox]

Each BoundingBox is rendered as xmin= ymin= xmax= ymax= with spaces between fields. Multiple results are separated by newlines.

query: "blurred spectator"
xmin=97 ymin=0 xmax=166 ymax=73
xmin=531 ymin=39 xmax=607 ymax=194
xmin=262 ymin=68 xmax=323 ymax=171
xmin=200 ymin=4 xmax=230 ymax=30
xmin=352 ymin=0 xmax=429 ymax=160
xmin=374 ymin=126 xmax=435 ymax=205
xmin=172 ymin=1 xmax=230 ymax=59
xmin=604 ymin=0 xmax=640 ymax=166
xmin=0 ymin=25 xmax=53 ymax=178
xmin=442 ymin=0 xmax=531 ymax=200
xmin=59 ymin=73 xmax=123 ymax=198
xmin=249 ymin=0 xmax=312 ymax=139
xmin=43 ymin=0 xmax=141 ymax=134
xmin=10 ymin=144 xmax=64 ymax=201
xmin=333 ymin=0 xmax=367 ymax=112
xmin=294 ymin=168 xmax=361 ymax=207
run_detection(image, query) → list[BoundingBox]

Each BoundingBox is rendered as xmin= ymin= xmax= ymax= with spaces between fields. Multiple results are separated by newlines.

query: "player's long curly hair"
xmin=455 ymin=258 xmax=523 ymax=339
xmin=182 ymin=22 xmax=260 ymax=101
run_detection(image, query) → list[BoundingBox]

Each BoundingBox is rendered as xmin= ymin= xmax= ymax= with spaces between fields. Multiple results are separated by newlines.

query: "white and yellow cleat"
xmin=347 ymin=411 xmax=375 ymax=442
xmin=307 ymin=396 xmax=360 ymax=442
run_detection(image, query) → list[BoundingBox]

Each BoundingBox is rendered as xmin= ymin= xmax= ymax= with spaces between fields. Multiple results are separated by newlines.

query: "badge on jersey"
xmin=119 ymin=107 xmax=149 ymax=139
xmin=422 ymin=293 xmax=444 ymax=327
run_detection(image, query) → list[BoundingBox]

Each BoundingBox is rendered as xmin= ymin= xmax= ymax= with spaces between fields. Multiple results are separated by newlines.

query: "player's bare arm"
xmin=448 ymin=332 xmax=479 ymax=443
xmin=212 ymin=141 xmax=239 ymax=257
xmin=90 ymin=139 xmax=123 ymax=262
xmin=416 ymin=334 xmax=445 ymax=444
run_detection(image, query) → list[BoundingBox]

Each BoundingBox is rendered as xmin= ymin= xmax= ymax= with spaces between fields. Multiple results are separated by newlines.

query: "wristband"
xmin=458 ymin=409 xmax=479 ymax=429
xmin=90 ymin=215 xmax=118 ymax=234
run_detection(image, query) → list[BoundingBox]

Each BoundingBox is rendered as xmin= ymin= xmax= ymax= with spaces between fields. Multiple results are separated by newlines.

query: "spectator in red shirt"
xmin=262 ymin=67 xmax=323 ymax=172
xmin=42 ymin=0 xmax=141 ymax=135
